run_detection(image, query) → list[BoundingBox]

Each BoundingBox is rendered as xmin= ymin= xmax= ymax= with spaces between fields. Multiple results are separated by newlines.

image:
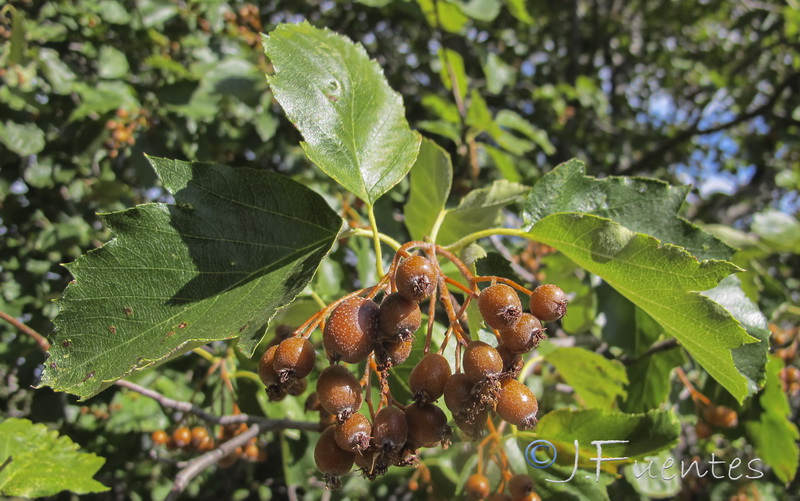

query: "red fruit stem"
xmin=473 ymin=276 xmax=533 ymax=296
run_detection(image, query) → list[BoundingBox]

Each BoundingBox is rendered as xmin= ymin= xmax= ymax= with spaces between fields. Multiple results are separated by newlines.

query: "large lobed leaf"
xmin=0 ymin=418 xmax=108 ymax=497
xmin=526 ymin=213 xmax=757 ymax=403
xmin=38 ymin=158 xmax=342 ymax=399
xmin=263 ymin=22 xmax=421 ymax=206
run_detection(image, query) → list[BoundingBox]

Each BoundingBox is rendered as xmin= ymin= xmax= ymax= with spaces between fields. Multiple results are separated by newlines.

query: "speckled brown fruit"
xmin=257 ymin=345 xmax=280 ymax=386
xmin=395 ymin=255 xmax=437 ymax=303
xmin=443 ymin=372 xmax=474 ymax=416
xmin=409 ymin=353 xmax=452 ymax=403
xmin=316 ymin=365 xmax=363 ymax=420
xmin=495 ymin=342 xmax=523 ymax=375
xmin=323 ymin=297 xmax=380 ymax=363
xmin=405 ymin=403 xmax=451 ymax=448
xmin=372 ymin=405 xmax=408 ymax=451
xmin=465 ymin=473 xmax=491 ymax=499
xmin=314 ymin=425 xmax=355 ymax=479
xmin=500 ymin=313 xmax=545 ymax=354
xmin=479 ymin=283 xmax=523 ymax=330
xmin=496 ymin=379 xmax=538 ymax=430
xmin=354 ymin=447 xmax=387 ymax=479
xmin=286 ymin=377 xmax=307 ymax=396
xmin=529 ymin=284 xmax=568 ymax=322
xmin=375 ymin=338 xmax=413 ymax=370
xmin=508 ymin=473 xmax=534 ymax=498
xmin=273 ymin=337 xmax=316 ymax=382
xmin=334 ymin=412 xmax=372 ymax=452
xmin=463 ymin=341 xmax=504 ymax=383
xmin=379 ymin=292 xmax=421 ymax=341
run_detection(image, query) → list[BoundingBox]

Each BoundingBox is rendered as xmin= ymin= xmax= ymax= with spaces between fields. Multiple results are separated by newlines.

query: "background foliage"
xmin=1 ymin=0 xmax=798 ymax=499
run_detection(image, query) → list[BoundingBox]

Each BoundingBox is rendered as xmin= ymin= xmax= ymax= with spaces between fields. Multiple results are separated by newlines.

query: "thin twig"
xmin=0 ymin=310 xmax=50 ymax=351
xmin=620 ymin=338 xmax=680 ymax=366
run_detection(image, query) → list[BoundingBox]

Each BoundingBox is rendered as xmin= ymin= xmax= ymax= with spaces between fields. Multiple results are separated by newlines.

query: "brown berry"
xmin=379 ymin=292 xmax=421 ymax=341
xmin=323 ymin=297 xmax=380 ymax=363
xmin=190 ymin=427 xmax=209 ymax=448
xmin=286 ymin=377 xmax=308 ymax=396
xmin=409 ymin=353 xmax=452 ymax=403
xmin=273 ymin=337 xmax=316 ymax=382
xmin=372 ymin=405 xmax=408 ymax=451
xmin=500 ymin=313 xmax=545 ymax=354
xmin=695 ymin=421 xmax=712 ymax=439
xmin=354 ymin=447 xmax=387 ymax=479
xmin=466 ymin=473 xmax=491 ymax=499
xmin=508 ymin=473 xmax=534 ymax=498
xmin=172 ymin=426 xmax=191 ymax=448
xmin=443 ymin=372 xmax=474 ymax=415
xmin=375 ymin=338 xmax=413 ymax=370
xmin=496 ymin=342 xmax=523 ymax=375
xmin=496 ymin=379 xmax=538 ymax=430
xmin=529 ymin=284 xmax=568 ymax=322
xmin=334 ymin=412 xmax=372 ymax=452
xmin=405 ymin=403 xmax=451 ymax=448
xmin=258 ymin=345 xmax=280 ymax=386
xmin=315 ymin=426 xmax=355 ymax=488
xmin=316 ymin=365 xmax=363 ymax=420
xmin=703 ymin=405 xmax=738 ymax=428
xmin=479 ymin=283 xmax=523 ymax=330
xmin=488 ymin=494 xmax=512 ymax=501
xmin=463 ymin=341 xmax=503 ymax=383
xmin=396 ymin=255 xmax=437 ymax=302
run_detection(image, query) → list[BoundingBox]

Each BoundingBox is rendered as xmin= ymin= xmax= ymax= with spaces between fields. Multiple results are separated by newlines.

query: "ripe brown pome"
xmin=372 ymin=405 xmax=408 ymax=451
xmin=316 ymin=365 xmax=363 ymax=420
xmin=529 ymin=284 xmax=568 ymax=322
xmin=334 ymin=412 xmax=372 ymax=452
xmin=508 ymin=473 xmax=535 ymax=498
xmin=379 ymin=292 xmax=422 ymax=341
xmin=443 ymin=372 xmax=474 ymax=416
xmin=499 ymin=313 xmax=545 ymax=354
xmin=463 ymin=341 xmax=504 ymax=383
xmin=314 ymin=425 xmax=355 ymax=481
xmin=172 ymin=427 xmax=191 ymax=448
xmin=496 ymin=379 xmax=539 ymax=430
xmin=273 ymin=337 xmax=316 ymax=382
xmin=375 ymin=338 xmax=413 ymax=370
xmin=323 ymin=296 xmax=380 ymax=363
xmin=479 ymin=283 xmax=523 ymax=330
xmin=395 ymin=255 xmax=437 ymax=303
xmin=405 ymin=403 xmax=451 ymax=448
xmin=257 ymin=345 xmax=280 ymax=386
xmin=465 ymin=473 xmax=491 ymax=499
xmin=409 ymin=353 xmax=452 ymax=403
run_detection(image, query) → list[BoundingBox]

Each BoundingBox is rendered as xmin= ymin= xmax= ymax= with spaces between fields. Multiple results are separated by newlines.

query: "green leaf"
xmin=622 ymin=348 xmax=684 ymax=413
xmin=0 ymin=121 xmax=45 ymax=156
xmin=451 ymin=0 xmax=502 ymax=22
xmin=623 ymin=451 xmax=681 ymax=498
xmin=38 ymin=48 xmax=77 ymax=95
xmin=751 ymin=209 xmax=800 ymax=253
xmin=98 ymin=46 xmax=130 ymax=79
xmin=504 ymin=0 xmax=534 ymax=23
xmin=484 ymin=53 xmax=516 ymax=95
xmin=545 ymin=347 xmax=628 ymax=408
xmin=483 ymin=144 xmax=522 ymax=182
xmin=263 ymin=22 xmax=421 ymax=206
xmin=404 ymin=138 xmax=453 ymax=241
xmin=416 ymin=0 xmax=469 ymax=33
xmin=495 ymin=110 xmax=555 ymax=155
xmin=38 ymin=158 xmax=342 ymax=399
xmin=536 ymin=408 xmax=681 ymax=458
xmin=438 ymin=49 xmax=469 ymax=102
xmin=528 ymin=461 xmax=610 ymax=501
xmin=702 ymin=275 xmax=770 ymax=393
xmin=438 ymin=179 xmax=528 ymax=245
xmin=745 ymin=356 xmax=800 ymax=484
xmin=523 ymin=159 xmax=733 ymax=261
xmin=0 ymin=418 xmax=108 ymax=497
xmin=525 ymin=213 xmax=757 ymax=403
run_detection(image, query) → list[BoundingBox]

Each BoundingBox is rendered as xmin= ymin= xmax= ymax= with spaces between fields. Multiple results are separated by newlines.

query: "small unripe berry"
xmin=372 ymin=405 xmax=408 ymax=451
xmin=323 ymin=297 xmax=380 ymax=363
xmin=379 ymin=292 xmax=421 ymax=341
xmin=465 ymin=473 xmax=491 ymax=499
xmin=273 ymin=337 xmax=316 ymax=382
xmin=315 ymin=425 xmax=355 ymax=478
xmin=500 ymin=313 xmax=545 ymax=354
xmin=409 ymin=353 xmax=452 ymax=403
xmin=258 ymin=345 xmax=280 ymax=386
xmin=316 ymin=365 xmax=363 ymax=420
xmin=395 ymin=255 xmax=437 ymax=302
xmin=334 ymin=412 xmax=372 ymax=452
xmin=479 ymin=283 xmax=523 ymax=330
xmin=496 ymin=379 xmax=538 ymax=430
xmin=463 ymin=341 xmax=503 ymax=383
xmin=405 ymin=403 xmax=451 ymax=448
xmin=529 ymin=284 xmax=568 ymax=322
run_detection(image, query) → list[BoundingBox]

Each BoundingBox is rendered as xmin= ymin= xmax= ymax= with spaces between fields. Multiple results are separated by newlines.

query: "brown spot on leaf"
xmin=108 ymin=325 xmax=117 ymax=334
xmin=62 ymin=340 xmax=72 ymax=348
xmin=81 ymin=371 xmax=96 ymax=383
xmin=178 ymin=322 xmax=188 ymax=329
xmin=238 ymin=323 xmax=248 ymax=332
xmin=326 ymin=94 xmax=338 ymax=102
xmin=124 ymin=307 xmax=133 ymax=316
xmin=50 ymin=362 xmax=57 ymax=369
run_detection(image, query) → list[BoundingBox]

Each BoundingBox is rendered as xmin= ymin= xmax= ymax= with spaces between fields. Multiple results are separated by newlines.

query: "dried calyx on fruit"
xmin=255 ymin=241 xmax=568 ymax=489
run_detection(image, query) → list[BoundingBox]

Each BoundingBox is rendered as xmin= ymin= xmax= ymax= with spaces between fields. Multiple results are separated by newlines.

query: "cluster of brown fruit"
xmin=466 ymin=473 xmax=541 ymax=501
xmin=256 ymin=243 xmax=568 ymax=489
xmin=151 ymin=423 xmax=265 ymax=466
xmin=104 ymin=108 xmax=148 ymax=159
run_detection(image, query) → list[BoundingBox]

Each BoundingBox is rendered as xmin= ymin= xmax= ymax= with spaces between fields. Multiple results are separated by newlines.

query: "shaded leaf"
xmin=263 ymin=22 xmax=421 ymax=206
xmin=525 ymin=213 xmax=756 ymax=402
xmin=0 ymin=121 xmax=45 ymax=156
xmin=438 ymin=48 xmax=469 ymax=102
xmin=416 ymin=0 xmax=469 ymax=33
xmin=404 ymin=138 xmax=453 ymax=241
xmin=751 ymin=209 xmax=800 ymax=253
xmin=38 ymin=158 xmax=341 ymax=399
xmin=0 ymin=418 xmax=108 ymax=497
xmin=545 ymin=346 xmax=628 ymax=408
